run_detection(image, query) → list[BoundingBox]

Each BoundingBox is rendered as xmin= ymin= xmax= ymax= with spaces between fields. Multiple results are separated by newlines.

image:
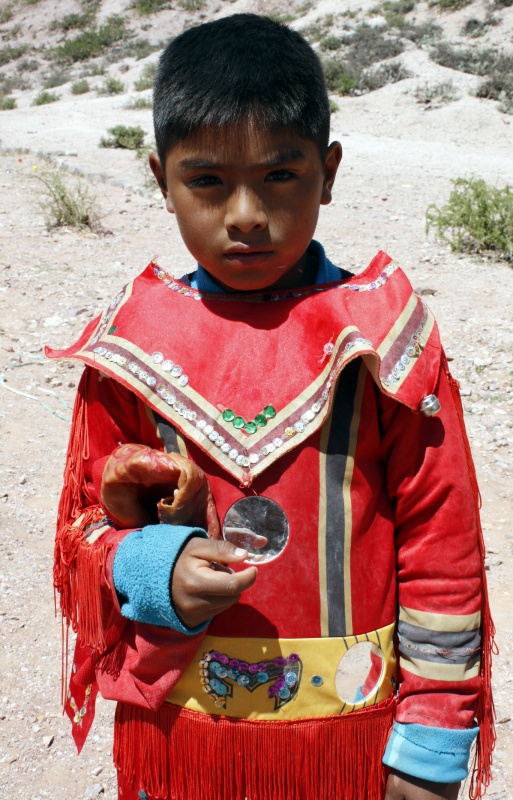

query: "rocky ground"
xmin=0 ymin=0 xmax=512 ymax=798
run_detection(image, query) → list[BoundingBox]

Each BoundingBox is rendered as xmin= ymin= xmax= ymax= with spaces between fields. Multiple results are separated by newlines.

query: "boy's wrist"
xmin=385 ymin=770 xmax=460 ymax=800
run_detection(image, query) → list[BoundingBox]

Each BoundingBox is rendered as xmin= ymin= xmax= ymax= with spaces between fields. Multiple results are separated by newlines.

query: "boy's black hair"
xmin=153 ymin=14 xmax=331 ymax=165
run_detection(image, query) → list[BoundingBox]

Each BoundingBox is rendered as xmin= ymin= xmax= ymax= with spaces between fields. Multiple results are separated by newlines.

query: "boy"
xmin=47 ymin=14 xmax=494 ymax=800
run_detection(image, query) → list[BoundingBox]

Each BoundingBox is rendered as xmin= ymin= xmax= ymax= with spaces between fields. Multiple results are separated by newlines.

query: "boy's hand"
xmin=385 ymin=770 xmax=461 ymax=800
xmin=171 ymin=537 xmax=259 ymax=628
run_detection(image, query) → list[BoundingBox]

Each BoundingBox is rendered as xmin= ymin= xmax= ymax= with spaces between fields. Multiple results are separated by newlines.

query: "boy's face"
xmin=150 ymin=123 xmax=342 ymax=292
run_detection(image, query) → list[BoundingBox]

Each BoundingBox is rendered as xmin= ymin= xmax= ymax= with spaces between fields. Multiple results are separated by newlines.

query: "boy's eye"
xmin=188 ymin=175 xmax=222 ymax=188
xmin=265 ymin=169 xmax=295 ymax=182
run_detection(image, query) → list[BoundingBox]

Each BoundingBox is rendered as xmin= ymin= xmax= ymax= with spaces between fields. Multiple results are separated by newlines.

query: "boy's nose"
xmin=225 ymin=189 xmax=268 ymax=233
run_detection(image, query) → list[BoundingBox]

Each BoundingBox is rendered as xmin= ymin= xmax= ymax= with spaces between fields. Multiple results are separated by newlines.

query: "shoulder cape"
xmin=46 ymin=251 xmax=441 ymax=486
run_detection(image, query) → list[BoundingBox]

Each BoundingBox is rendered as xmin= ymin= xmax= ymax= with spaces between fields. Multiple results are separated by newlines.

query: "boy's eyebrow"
xmin=177 ymin=148 xmax=306 ymax=171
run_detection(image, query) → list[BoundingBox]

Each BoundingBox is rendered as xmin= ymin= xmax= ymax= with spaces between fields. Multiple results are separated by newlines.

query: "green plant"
xmin=302 ymin=15 xmax=334 ymax=43
xmin=35 ymin=170 xmax=101 ymax=232
xmin=323 ymin=59 xmax=359 ymax=95
xmin=430 ymin=0 xmax=471 ymax=9
xmin=426 ymin=178 xmax=513 ymax=261
xmin=430 ymin=43 xmax=496 ymax=75
xmin=135 ymin=61 xmax=157 ymax=90
xmin=100 ymin=124 xmax=146 ymax=150
xmin=329 ymin=99 xmax=339 ymax=113
xmin=0 ymin=4 xmax=13 ymax=24
xmin=0 ymin=44 xmax=27 ymax=65
xmin=462 ymin=16 xmax=499 ymax=38
xmin=53 ymin=15 xmax=127 ymax=63
xmin=401 ymin=21 xmax=442 ymax=44
xmin=132 ymin=0 xmax=169 ymax=12
xmin=340 ymin=25 xmax=404 ymax=70
xmin=18 ymin=57 xmax=39 ymax=72
xmin=177 ymin=0 xmax=205 ymax=9
xmin=32 ymin=90 xmax=60 ymax=105
xmin=320 ymin=35 xmax=342 ymax=51
xmin=97 ymin=76 xmax=125 ymax=95
xmin=414 ymin=80 xmax=461 ymax=105
xmin=71 ymin=78 xmax=91 ymax=94
xmin=0 ymin=93 xmax=16 ymax=110
xmin=132 ymin=39 xmax=162 ymax=59
xmin=473 ymin=54 xmax=513 ymax=113
xmin=50 ymin=10 xmax=96 ymax=32
xmin=358 ymin=60 xmax=411 ymax=92
xmin=125 ymin=95 xmax=153 ymax=109
xmin=43 ymin=69 xmax=70 ymax=89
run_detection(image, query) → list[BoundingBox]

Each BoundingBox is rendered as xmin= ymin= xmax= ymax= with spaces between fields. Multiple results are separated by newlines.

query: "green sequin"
xmin=263 ymin=405 xmax=276 ymax=419
xmin=244 ymin=421 xmax=257 ymax=435
xmin=254 ymin=414 xmax=267 ymax=427
xmin=222 ymin=409 xmax=235 ymax=422
xmin=108 ymin=325 xmax=117 ymax=335
xmin=233 ymin=416 xmax=245 ymax=429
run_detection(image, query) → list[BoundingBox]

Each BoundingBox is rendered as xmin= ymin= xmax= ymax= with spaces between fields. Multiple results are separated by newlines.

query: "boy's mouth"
xmin=223 ymin=248 xmax=274 ymax=266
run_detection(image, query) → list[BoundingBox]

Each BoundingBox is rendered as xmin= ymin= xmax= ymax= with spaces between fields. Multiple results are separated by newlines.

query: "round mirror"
xmin=222 ymin=496 xmax=289 ymax=564
xmin=335 ymin=641 xmax=384 ymax=704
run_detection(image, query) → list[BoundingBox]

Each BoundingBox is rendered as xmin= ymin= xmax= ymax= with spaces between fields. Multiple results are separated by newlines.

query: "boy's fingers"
xmin=185 ymin=536 xmax=250 ymax=563
xmin=197 ymin=563 xmax=258 ymax=597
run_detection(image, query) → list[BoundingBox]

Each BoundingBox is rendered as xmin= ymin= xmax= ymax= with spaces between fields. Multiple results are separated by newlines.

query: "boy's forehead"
xmin=168 ymin=124 xmax=316 ymax=168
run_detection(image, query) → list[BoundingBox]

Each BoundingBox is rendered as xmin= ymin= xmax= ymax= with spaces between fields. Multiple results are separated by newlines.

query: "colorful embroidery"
xmin=199 ymin=650 xmax=302 ymax=710
xmin=91 ymin=288 xmax=126 ymax=345
xmin=153 ymin=262 xmax=398 ymax=302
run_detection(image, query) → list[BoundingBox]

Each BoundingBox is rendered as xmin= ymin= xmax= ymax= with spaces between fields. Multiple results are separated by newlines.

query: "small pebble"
xmin=83 ymin=784 xmax=104 ymax=800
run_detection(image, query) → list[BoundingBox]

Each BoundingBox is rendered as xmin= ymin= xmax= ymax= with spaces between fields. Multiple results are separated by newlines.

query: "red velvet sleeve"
xmin=378 ymin=357 xmax=490 ymax=734
xmin=54 ymin=366 xmax=207 ymax=714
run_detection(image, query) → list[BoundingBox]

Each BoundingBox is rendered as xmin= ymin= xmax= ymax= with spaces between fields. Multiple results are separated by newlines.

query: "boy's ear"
xmin=320 ymin=141 xmax=343 ymax=206
xmin=149 ymin=152 xmax=174 ymax=213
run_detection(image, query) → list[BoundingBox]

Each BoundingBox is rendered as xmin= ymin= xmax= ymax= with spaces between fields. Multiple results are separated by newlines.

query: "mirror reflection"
xmin=223 ymin=496 xmax=289 ymax=563
xmin=335 ymin=641 xmax=384 ymax=704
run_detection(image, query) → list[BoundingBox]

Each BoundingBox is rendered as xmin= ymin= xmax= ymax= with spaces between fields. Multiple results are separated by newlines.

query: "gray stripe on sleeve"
xmin=397 ymin=620 xmax=481 ymax=665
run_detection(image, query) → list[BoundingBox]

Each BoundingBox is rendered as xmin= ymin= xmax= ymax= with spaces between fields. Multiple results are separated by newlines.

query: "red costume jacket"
xmin=46 ymin=251 xmax=494 ymax=800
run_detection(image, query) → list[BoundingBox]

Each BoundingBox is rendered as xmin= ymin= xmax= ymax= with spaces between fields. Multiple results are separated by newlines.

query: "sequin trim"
xmin=199 ymin=650 xmax=302 ymax=711
xmin=152 ymin=262 xmax=397 ymax=302
xmin=90 ymin=331 xmax=374 ymax=473
xmin=91 ymin=287 xmax=127 ymax=345
xmin=381 ymin=303 xmax=428 ymax=388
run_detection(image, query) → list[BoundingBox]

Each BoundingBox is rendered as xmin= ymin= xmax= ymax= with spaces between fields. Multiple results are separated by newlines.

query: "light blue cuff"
xmin=112 ymin=524 xmax=209 ymax=635
xmin=383 ymin=722 xmax=478 ymax=783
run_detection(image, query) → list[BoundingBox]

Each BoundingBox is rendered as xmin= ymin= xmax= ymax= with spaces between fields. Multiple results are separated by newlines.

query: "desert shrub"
xmin=0 ymin=93 xmax=16 ymax=110
xmin=340 ymin=25 xmax=404 ymax=70
xmin=426 ymin=178 xmax=513 ymax=260
xmin=0 ymin=4 xmax=13 ymax=24
xmin=0 ymin=74 xmax=29 ymax=93
xmin=43 ymin=69 xmax=70 ymax=89
xmin=0 ymin=44 xmax=27 ymax=65
xmin=476 ymin=61 xmax=513 ymax=114
xmin=18 ymin=57 xmax=39 ymax=72
xmin=178 ymin=0 xmax=205 ymax=9
xmin=134 ymin=61 xmax=157 ymax=90
xmin=430 ymin=42 xmax=496 ymax=75
xmin=320 ymin=35 xmax=342 ymax=51
xmin=494 ymin=0 xmax=512 ymax=6
xmin=125 ymin=96 xmax=153 ymax=109
xmin=329 ymin=99 xmax=339 ymax=113
xmin=53 ymin=16 xmax=127 ymax=63
xmin=100 ymin=125 xmax=146 ymax=150
xmin=50 ymin=11 xmax=96 ymax=32
xmin=71 ymin=78 xmax=90 ymax=94
xmin=35 ymin=170 xmax=101 ymax=232
xmin=430 ymin=0 xmax=471 ymax=9
xmin=97 ymin=76 xmax=125 ymax=95
xmin=358 ymin=61 xmax=411 ymax=92
xmin=80 ymin=62 xmax=106 ymax=77
xmin=132 ymin=39 xmax=162 ymax=59
xmin=462 ymin=16 xmax=499 ymax=38
xmin=323 ymin=59 xmax=359 ymax=95
xmin=401 ymin=21 xmax=442 ymax=44
xmin=132 ymin=0 xmax=170 ymax=13
xmin=373 ymin=0 xmax=416 ymax=27
xmin=32 ymin=90 xmax=60 ymax=105
xmin=302 ymin=15 xmax=334 ymax=43
xmin=414 ymin=80 xmax=461 ymax=105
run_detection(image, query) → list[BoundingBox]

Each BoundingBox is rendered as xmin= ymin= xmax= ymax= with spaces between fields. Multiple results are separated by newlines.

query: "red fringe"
xmin=447 ymin=370 xmax=496 ymax=798
xmin=114 ymin=698 xmax=396 ymax=800
xmin=53 ymin=370 xmax=110 ymax=701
